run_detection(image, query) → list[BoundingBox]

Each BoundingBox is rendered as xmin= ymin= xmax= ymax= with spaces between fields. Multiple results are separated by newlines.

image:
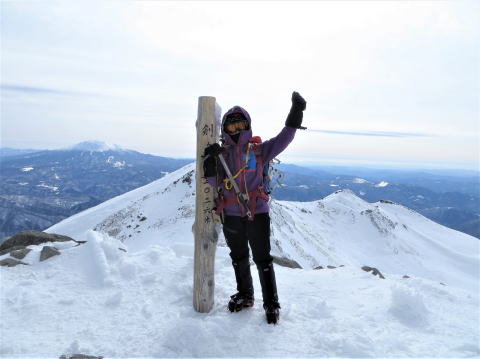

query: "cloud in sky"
xmin=1 ymin=83 xmax=94 ymax=97
xmin=308 ymin=130 xmax=432 ymax=138
xmin=1 ymin=1 xmax=478 ymax=169
xmin=2 ymin=84 xmax=67 ymax=95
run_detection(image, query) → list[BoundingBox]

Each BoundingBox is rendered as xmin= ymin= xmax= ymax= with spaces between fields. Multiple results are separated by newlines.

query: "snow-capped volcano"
xmin=69 ymin=140 xmax=126 ymax=152
xmin=1 ymin=162 xmax=479 ymax=357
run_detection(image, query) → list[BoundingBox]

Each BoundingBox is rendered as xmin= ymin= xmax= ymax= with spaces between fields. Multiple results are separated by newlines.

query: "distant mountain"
xmin=2 ymin=144 xmax=478 ymax=240
xmin=0 ymin=147 xmax=43 ymax=157
xmin=307 ymin=164 xmax=480 ymax=195
xmin=273 ymin=163 xmax=480 ymax=238
xmin=0 ymin=142 xmax=193 ymax=239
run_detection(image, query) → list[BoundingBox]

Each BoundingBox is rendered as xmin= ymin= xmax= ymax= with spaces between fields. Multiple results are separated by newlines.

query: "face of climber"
xmin=224 ymin=114 xmax=248 ymax=135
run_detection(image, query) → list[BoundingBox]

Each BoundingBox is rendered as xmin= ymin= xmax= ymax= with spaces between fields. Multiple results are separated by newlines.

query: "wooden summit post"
xmin=193 ymin=96 xmax=221 ymax=313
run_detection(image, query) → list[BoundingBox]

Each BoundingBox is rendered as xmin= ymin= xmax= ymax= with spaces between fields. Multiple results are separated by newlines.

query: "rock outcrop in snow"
xmin=0 ymin=230 xmax=84 ymax=266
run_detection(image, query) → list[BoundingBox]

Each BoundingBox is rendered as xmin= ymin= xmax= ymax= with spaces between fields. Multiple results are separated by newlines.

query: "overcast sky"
xmin=1 ymin=1 xmax=479 ymax=170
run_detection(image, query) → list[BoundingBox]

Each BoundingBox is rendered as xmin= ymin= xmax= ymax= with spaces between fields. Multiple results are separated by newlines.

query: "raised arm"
xmin=261 ymin=127 xmax=296 ymax=164
xmin=261 ymin=91 xmax=307 ymax=163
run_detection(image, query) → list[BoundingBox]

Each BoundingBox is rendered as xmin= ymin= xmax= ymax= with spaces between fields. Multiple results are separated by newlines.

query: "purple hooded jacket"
xmin=206 ymin=105 xmax=296 ymax=217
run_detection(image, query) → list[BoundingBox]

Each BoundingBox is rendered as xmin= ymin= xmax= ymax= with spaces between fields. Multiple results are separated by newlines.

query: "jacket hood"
xmin=221 ymin=106 xmax=252 ymax=146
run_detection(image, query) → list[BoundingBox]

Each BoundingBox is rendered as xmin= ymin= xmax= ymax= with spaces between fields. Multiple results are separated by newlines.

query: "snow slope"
xmin=1 ymin=162 xmax=479 ymax=357
xmin=270 ymin=191 xmax=478 ymax=290
xmin=46 ymin=161 xmax=479 ymax=290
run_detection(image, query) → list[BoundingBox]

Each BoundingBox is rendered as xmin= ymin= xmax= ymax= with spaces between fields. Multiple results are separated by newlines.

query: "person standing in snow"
xmin=202 ymin=92 xmax=306 ymax=324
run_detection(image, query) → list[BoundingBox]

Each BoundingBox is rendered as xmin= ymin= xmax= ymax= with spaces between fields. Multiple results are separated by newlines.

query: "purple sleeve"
xmin=206 ymin=176 xmax=217 ymax=188
xmin=261 ymin=126 xmax=297 ymax=163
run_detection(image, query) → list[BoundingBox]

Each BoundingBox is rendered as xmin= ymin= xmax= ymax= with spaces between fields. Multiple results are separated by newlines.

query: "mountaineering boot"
xmin=257 ymin=261 xmax=281 ymax=324
xmin=228 ymin=292 xmax=254 ymax=312
xmin=264 ymin=301 xmax=281 ymax=324
xmin=228 ymin=257 xmax=254 ymax=312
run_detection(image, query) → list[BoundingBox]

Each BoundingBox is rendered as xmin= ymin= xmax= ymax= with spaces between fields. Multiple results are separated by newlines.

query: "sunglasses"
xmin=224 ymin=118 xmax=248 ymax=133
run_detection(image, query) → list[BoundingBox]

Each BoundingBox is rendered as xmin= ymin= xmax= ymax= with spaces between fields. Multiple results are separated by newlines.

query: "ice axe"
xmin=216 ymin=153 xmax=252 ymax=218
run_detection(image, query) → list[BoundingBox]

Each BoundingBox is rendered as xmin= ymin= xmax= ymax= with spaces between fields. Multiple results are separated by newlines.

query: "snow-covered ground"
xmin=1 ymin=162 xmax=479 ymax=358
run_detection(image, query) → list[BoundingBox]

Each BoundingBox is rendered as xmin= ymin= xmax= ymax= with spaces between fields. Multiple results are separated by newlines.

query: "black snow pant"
xmin=223 ymin=213 xmax=279 ymax=306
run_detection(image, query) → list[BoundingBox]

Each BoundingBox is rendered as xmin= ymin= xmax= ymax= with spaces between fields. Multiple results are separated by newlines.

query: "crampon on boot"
xmin=263 ymin=301 xmax=281 ymax=324
xmin=228 ymin=257 xmax=254 ymax=312
xmin=228 ymin=292 xmax=254 ymax=312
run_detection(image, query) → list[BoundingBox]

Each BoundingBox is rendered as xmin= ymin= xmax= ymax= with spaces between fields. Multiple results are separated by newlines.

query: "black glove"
xmin=285 ymin=91 xmax=307 ymax=129
xmin=204 ymin=143 xmax=224 ymax=157
xmin=203 ymin=143 xmax=224 ymax=177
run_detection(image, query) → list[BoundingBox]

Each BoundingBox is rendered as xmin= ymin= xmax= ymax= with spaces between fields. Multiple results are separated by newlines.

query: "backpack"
xmin=248 ymin=136 xmax=282 ymax=196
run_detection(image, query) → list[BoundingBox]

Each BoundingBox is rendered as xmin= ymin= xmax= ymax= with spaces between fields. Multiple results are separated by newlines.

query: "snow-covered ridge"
xmin=46 ymin=162 xmax=479 ymax=290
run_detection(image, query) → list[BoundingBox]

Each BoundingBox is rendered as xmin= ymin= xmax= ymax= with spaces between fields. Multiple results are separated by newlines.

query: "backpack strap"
xmin=214 ymin=135 xmax=269 ymax=220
